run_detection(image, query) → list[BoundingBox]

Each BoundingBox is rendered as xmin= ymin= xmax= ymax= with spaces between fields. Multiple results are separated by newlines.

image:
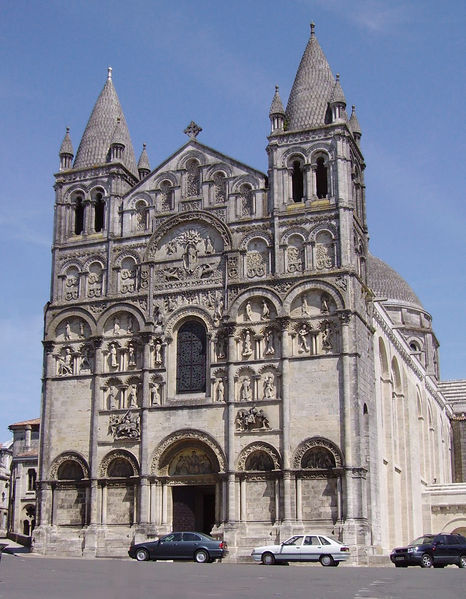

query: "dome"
xmin=367 ymin=254 xmax=423 ymax=308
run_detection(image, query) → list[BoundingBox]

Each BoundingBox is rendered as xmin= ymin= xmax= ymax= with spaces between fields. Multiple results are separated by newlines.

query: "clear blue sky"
xmin=0 ymin=0 xmax=465 ymax=441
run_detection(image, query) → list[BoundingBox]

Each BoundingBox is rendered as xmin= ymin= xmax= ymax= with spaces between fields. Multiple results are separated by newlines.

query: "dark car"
xmin=129 ymin=531 xmax=227 ymax=563
xmin=390 ymin=533 xmax=466 ymax=568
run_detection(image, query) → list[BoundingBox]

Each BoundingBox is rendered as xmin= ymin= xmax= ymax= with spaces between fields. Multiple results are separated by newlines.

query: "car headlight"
xmin=407 ymin=547 xmax=417 ymax=553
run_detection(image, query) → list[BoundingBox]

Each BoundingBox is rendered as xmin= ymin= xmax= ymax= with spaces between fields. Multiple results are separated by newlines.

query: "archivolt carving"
xmin=237 ymin=442 xmax=281 ymax=471
xmin=293 ymin=437 xmax=343 ymax=469
xmin=49 ymin=452 xmax=90 ymax=480
xmin=99 ymin=450 xmax=139 ymax=478
xmin=151 ymin=429 xmax=226 ymax=474
xmin=164 ymin=307 xmax=213 ymax=336
xmin=144 ymin=211 xmax=232 ymax=260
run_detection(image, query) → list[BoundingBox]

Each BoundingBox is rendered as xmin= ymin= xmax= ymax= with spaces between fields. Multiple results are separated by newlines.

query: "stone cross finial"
xmin=184 ymin=121 xmax=202 ymax=139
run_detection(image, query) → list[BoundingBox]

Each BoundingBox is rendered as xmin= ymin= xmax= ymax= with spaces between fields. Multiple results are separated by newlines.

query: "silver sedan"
xmin=251 ymin=534 xmax=350 ymax=566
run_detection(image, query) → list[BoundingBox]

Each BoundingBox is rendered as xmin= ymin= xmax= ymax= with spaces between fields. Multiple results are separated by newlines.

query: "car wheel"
xmin=320 ymin=555 xmax=335 ymax=567
xmin=420 ymin=553 xmax=433 ymax=568
xmin=194 ymin=549 xmax=209 ymax=563
xmin=261 ymin=552 xmax=276 ymax=566
xmin=135 ymin=548 xmax=149 ymax=562
xmin=458 ymin=555 xmax=466 ymax=568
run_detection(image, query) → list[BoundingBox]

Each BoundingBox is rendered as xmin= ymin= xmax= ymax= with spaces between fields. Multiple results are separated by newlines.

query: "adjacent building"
xmin=0 ymin=440 xmax=13 ymax=536
xmin=33 ymin=25 xmax=464 ymax=560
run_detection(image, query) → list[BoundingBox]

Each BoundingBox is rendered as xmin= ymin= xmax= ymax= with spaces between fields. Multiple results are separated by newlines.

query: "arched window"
xmin=74 ymin=196 xmax=84 ymax=235
xmin=27 ymin=468 xmax=37 ymax=491
xmin=57 ymin=460 xmax=84 ymax=481
xmin=107 ymin=457 xmax=134 ymax=478
xmin=94 ymin=193 xmax=105 ymax=232
xmin=245 ymin=451 xmax=274 ymax=471
xmin=160 ymin=180 xmax=174 ymax=211
xmin=213 ymin=171 xmax=227 ymax=203
xmin=316 ymin=157 xmax=328 ymax=198
xmin=186 ymin=159 xmax=201 ymax=196
xmin=240 ymin=183 xmax=253 ymax=217
xmin=176 ymin=320 xmax=207 ymax=394
xmin=301 ymin=446 xmax=336 ymax=469
xmin=135 ymin=200 xmax=148 ymax=230
xmin=291 ymin=160 xmax=304 ymax=202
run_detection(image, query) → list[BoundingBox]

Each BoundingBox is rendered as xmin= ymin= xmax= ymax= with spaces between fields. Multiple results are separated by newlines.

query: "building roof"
xmin=73 ymin=67 xmax=137 ymax=176
xmin=269 ymin=85 xmax=285 ymax=116
xmin=285 ymin=24 xmax=336 ymax=130
xmin=137 ymin=143 xmax=151 ymax=171
xmin=9 ymin=418 xmax=40 ymax=429
xmin=349 ymin=105 xmax=361 ymax=135
xmin=438 ymin=380 xmax=466 ymax=408
xmin=367 ymin=253 xmax=423 ymax=308
xmin=59 ymin=127 xmax=74 ymax=156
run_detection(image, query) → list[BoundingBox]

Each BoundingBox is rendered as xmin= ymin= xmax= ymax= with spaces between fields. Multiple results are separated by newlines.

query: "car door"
xmin=302 ymin=536 xmax=323 ymax=561
xmin=279 ymin=536 xmax=304 ymax=561
xmin=181 ymin=532 xmax=202 ymax=558
xmin=154 ymin=532 xmax=183 ymax=559
xmin=432 ymin=535 xmax=450 ymax=564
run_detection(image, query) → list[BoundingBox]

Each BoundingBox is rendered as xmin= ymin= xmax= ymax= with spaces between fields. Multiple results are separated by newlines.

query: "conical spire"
xmin=59 ymin=127 xmax=74 ymax=170
xmin=349 ymin=105 xmax=362 ymax=145
xmin=269 ymin=85 xmax=285 ymax=116
xmin=137 ymin=143 xmax=151 ymax=179
xmin=330 ymin=74 xmax=346 ymax=105
xmin=74 ymin=67 xmax=137 ymax=176
xmin=285 ymin=23 xmax=336 ymax=130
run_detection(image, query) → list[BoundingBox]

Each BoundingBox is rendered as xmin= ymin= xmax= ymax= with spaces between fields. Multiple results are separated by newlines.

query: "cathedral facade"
xmin=34 ymin=26 xmax=459 ymax=561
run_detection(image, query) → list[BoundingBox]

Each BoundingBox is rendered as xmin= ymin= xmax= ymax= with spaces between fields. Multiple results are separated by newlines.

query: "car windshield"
xmin=409 ymin=536 xmax=434 ymax=545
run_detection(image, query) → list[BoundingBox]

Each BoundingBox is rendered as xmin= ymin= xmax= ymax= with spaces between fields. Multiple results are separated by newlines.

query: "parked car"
xmin=251 ymin=534 xmax=350 ymax=566
xmin=129 ymin=531 xmax=227 ymax=563
xmin=390 ymin=533 xmax=466 ymax=568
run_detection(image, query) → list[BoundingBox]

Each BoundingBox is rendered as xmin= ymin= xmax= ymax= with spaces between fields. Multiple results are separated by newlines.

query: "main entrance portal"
xmin=172 ymin=485 xmax=215 ymax=534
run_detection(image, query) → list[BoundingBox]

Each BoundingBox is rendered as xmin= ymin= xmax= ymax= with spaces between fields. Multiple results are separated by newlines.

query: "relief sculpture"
xmin=235 ymin=406 xmax=270 ymax=432
xmin=108 ymin=411 xmax=140 ymax=440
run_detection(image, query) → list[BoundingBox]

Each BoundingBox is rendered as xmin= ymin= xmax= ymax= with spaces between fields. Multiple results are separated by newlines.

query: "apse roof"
xmin=367 ymin=253 xmax=423 ymax=309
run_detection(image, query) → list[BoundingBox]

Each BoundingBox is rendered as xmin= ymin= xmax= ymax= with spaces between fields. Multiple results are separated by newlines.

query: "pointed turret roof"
xmin=137 ymin=143 xmax=151 ymax=171
xmin=285 ymin=23 xmax=336 ymax=130
xmin=74 ymin=67 xmax=137 ymax=176
xmin=269 ymin=85 xmax=285 ymax=116
xmin=349 ymin=105 xmax=361 ymax=135
xmin=330 ymin=74 xmax=346 ymax=105
xmin=59 ymin=127 xmax=74 ymax=156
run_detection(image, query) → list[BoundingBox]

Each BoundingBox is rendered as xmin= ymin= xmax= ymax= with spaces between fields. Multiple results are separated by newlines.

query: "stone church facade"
xmin=33 ymin=26 xmax=462 ymax=560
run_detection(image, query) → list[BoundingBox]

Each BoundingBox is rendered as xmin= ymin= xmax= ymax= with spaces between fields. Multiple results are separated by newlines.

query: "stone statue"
xmin=110 ymin=343 xmax=118 ymax=368
xmin=127 ymin=315 xmax=134 ymax=333
xmin=321 ymin=294 xmax=330 ymax=314
xmin=151 ymin=382 xmax=160 ymax=405
xmin=57 ymin=347 xmax=73 ymax=376
xmin=264 ymin=329 xmax=275 ymax=355
xmin=240 ymin=377 xmax=252 ymax=401
xmin=108 ymin=411 xmax=140 ymax=440
xmin=261 ymin=300 xmax=270 ymax=320
xmin=235 ymin=406 xmax=270 ymax=431
xmin=204 ymin=236 xmax=214 ymax=254
xmin=154 ymin=339 xmax=163 ymax=364
xmin=213 ymin=295 xmax=224 ymax=323
xmin=321 ymin=321 xmax=332 ymax=351
xmin=298 ymin=324 xmax=310 ymax=353
xmin=242 ymin=329 xmax=253 ymax=357
xmin=128 ymin=384 xmax=138 ymax=408
xmin=245 ymin=301 xmax=253 ymax=321
xmin=301 ymin=295 xmax=311 ymax=316
xmin=108 ymin=386 xmax=117 ymax=410
xmin=64 ymin=321 xmax=72 ymax=340
xmin=128 ymin=342 xmax=136 ymax=366
xmin=113 ymin=316 xmax=121 ymax=336
xmin=215 ymin=378 xmax=225 ymax=402
xmin=263 ymin=374 xmax=275 ymax=399
xmin=216 ymin=335 xmax=226 ymax=360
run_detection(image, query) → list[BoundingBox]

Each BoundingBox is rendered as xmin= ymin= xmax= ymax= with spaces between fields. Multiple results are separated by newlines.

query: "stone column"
xmin=138 ymin=333 xmax=152 ymax=525
xmin=278 ymin=318 xmax=292 ymax=521
xmin=89 ymin=337 xmax=103 ymax=525
xmin=226 ymin=324 xmax=237 ymax=523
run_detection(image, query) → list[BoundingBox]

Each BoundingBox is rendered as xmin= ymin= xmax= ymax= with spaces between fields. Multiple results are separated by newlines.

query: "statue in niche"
xmin=321 ymin=294 xmax=330 ymax=314
xmin=242 ymin=329 xmax=253 ymax=357
xmin=213 ymin=295 xmax=224 ymax=323
xmin=240 ymin=377 xmax=252 ymax=401
xmin=215 ymin=378 xmax=225 ymax=402
xmin=261 ymin=300 xmax=270 ymax=321
xmin=127 ymin=315 xmax=134 ymax=333
xmin=151 ymin=382 xmax=161 ymax=405
xmin=113 ymin=316 xmax=121 ymax=336
xmin=235 ymin=406 xmax=270 ymax=431
xmin=245 ymin=301 xmax=253 ymax=321
xmin=302 ymin=447 xmax=335 ymax=469
xmin=79 ymin=346 xmax=92 ymax=373
xmin=79 ymin=321 xmax=85 ymax=338
xmin=108 ymin=411 xmax=140 ymax=440
xmin=64 ymin=321 xmax=72 ymax=340
xmin=108 ymin=386 xmax=118 ymax=410
xmin=154 ymin=339 xmax=163 ymax=365
xmin=216 ymin=335 xmax=226 ymax=360
xmin=298 ymin=324 xmax=310 ymax=353
xmin=128 ymin=342 xmax=136 ymax=367
xmin=153 ymin=306 xmax=164 ymax=327
xmin=321 ymin=320 xmax=332 ymax=351
xmin=128 ymin=384 xmax=138 ymax=408
xmin=183 ymin=242 xmax=199 ymax=274
xmin=204 ymin=236 xmax=214 ymax=254
xmin=57 ymin=347 xmax=73 ymax=376
xmin=110 ymin=343 xmax=118 ymax=368
xmin=301 ymin=295 xmax=311 ymax=316
xmin=264 ymin=329 xmax=275 ymax=356
xmin=262 ymin=374 xmax=275 ymax=400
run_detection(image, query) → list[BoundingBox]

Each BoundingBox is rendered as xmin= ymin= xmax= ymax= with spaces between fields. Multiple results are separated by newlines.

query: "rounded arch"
xmin=309 ymin=223 xmax=338 ymax=243
xmin=239 ymin=230 xmax=272 ymax=251
xmin=177 ymin=150 xmax=207 ymax=170
xmin=391 ymin=356 xmax=402 ymax=394
xmin=99 ymin=449 xmax=139 ymax=478
xmin=82 ymin=256 xmax=106 ymax=272
xmin=205 ymin=163 xmax=233 ymax=179
xmin=153 ymin=172 xmax=178 ymax=189
xmin=46 ymin=309 xmax=96 ymax=340
xmin=164 ymin=306 xmax=214 ymax=337
xmin=378 ymin=337 xmax=389 ymax=378
xmin=280 ymin=147 xmax=307 ymax=168
xmin=150 ymin=429 xmax=226 ymax=475
xmin=237 ymin=442 xmax=281 ymax=471
xmin=228 ymin=287 xmax=281 ymax=321
xmin=282 ymin=280 xmax=345 ymax=314
xmin=59 ymin=259 xmax=83 ymax=275
xmin=113 ymin=249 xmax=141 ymax=269
xmin=293 ymin=437 xmax=343 ymax=469
xmin=144 ymin=211 xmax=232 ymax=260
xmin=231 ymin=174 xmax=261 ymax=193
xmin=49 ymin=452 xmax=90 ymax=480
xmin=309 ymin=147 xmax=332 ymax=164
xmin=96 ymin=304 xmax=145 ymax=336
xmin=128 ymin=191 xmax=153 ymax=209
xmin=281 ymin=226 xmax=308 ymax=246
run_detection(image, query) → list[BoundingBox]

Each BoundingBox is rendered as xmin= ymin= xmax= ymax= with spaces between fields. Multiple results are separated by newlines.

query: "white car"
xmin=251 ymin=534 xmax=350 ymax=566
